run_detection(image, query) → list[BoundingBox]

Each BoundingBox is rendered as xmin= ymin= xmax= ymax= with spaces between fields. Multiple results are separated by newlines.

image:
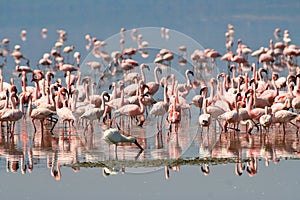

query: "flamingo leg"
xmin=50 ymin=118 xmax=58 ymax=133
xmin=289 ymin=121 xmax=299 ymax=129
xmin=32 ymin=119 xmax=37 ymax=133
xmin=160 ymin=115 xmax=164 ymax=131
xmin=40 ymin=119 xmax=44 ymax=135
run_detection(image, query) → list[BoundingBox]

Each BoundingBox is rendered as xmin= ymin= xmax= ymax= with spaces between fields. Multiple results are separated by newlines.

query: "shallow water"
xmin=0 ymin=117 xmax=300 ymax=200
xmin=1 ymin=1 xmax=300 ymax=200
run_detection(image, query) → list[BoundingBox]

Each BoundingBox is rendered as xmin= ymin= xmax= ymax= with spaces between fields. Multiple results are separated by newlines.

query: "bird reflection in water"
xmin=50 ymin=150 xmax=61 ymax=181
xmin=200 ymin=164 xmax=210 ymax=176
xmin=165 ymin=165 xmax=180 ymax=180
xmin=102 ymin=167 xmax=125 ymax=177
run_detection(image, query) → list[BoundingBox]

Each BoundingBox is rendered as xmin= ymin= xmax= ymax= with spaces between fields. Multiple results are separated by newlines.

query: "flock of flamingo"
xmin=0 ymin=24 xmax=299 ymax=156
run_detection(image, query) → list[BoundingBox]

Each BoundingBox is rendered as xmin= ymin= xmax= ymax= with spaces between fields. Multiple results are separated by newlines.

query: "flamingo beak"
xmin=248 ymin=127 xmax=253 ymax=135
xmin=188 ymin=70 xmax=194 ymax=76
xmin=134 ymin=140 xmax=144 ymax=151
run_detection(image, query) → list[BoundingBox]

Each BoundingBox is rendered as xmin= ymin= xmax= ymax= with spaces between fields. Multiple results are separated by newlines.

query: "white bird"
xmin=199 ymin=99 xmax=211 ymax=128
xmin=102 ymin=127 xmax=144 ymax=153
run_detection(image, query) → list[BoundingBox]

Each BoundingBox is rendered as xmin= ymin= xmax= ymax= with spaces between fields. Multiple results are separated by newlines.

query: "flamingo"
xmin=120 ymin=58 xmax=138 ymax=72
xmin=123 ymin=64 xmax=149 ymax=96
xmin=0 ymin=91 xmax=24 ymax=134
xmin=63 ymin=45 xmax=74 ymax=62
xmin=259 ymin=106 xmax=272 ymax=131
xmin=114 ymin=93 xmax=148 ymax=128
xmin=41 ymin=28 xmax=48 ymax=39
xmin=106 ymin=82 xmax=129 ymax=110
xmin=245 ymin=89 xmax=265 ymax=121
xmin=80 ymin=91 xmax=110 ymax=130
xmin=146 ymin=66 xmax=162 ymax=96
xmin=271 ymin=110 xmax=298 ymax=132
xmin=123 ymin=63 xmax=149 ymax=84
xmin=199 ymin=99 xmax=211 ymax=129
xmin=55 ymin=88 xmax=76 ymax=132
xmin=192 ymin=86 xmax=208 ymax=113
xmin=177 ymin=70 xmax=194 ymax=93
xmin=28 ymin=94 xmax=57 ymax=134
xmin=258 ymin=72 xmax=279 ymax=103
xmin=167 ymin=88 xmax=181 ymax=132
xmin=218 ymin=93 xmax=241 ymax=132
xmin=271 ymin=99 xmax=290 ymax=114
xmin=149 ymin=79 xmax=169 ymax=130
xmin=10 ymin=45 xmax=30 ymax=65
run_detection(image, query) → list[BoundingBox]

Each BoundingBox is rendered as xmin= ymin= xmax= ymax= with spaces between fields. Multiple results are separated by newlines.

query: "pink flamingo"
xmin=150 ymin=79 xmax=169 ymax=130
xmin=167 ymin=88 xmax=181 ymax=132
xmin=113 ymin=93 xmax=148 ymax=128
xmin=256 ymin=72 xmax=279 ymax=107
xmin=146 ymin=66 xmax=162 ymax=96
xmin=245 ymin=89 xmax=266 ymax=121
xmin=271 ymin=110 xmax=298 ymax=133
xmin=55 ymin=88 xmax=76 ymax=132
xmin=0 ymin=91 xmax=24 ymax=134
xmin=28 ymin=94 xmax=57 ymax=134
xmin=192 ymin=86 xmax=208 ymax=113
xmin=106 ymin=82 xmax=129 ymax=110
xmin=218 ymin=93 xmax=241 ymax=132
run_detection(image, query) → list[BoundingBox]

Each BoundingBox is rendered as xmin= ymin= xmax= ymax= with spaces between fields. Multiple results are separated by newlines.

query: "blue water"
xmin=0 ymin=1 xmax=300 ymax=200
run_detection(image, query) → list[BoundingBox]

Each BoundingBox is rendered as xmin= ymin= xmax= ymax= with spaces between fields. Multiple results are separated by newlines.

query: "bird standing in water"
xmin=102 ymin=126 xmax=144 ymax=155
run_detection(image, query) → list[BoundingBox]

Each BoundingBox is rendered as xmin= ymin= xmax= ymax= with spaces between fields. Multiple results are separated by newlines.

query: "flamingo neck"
xmin=170 ymin=75 xmax=175 ymax=96
xmin=111 ymin=83 xmax=117 ymax=99
xmin=208 ymin=82 xmax=215 ymax=104
xmin=246 ymin=93 xmax=254 ymax=111
xmin=60 ymin=92 xmax=67 ymax=108
xmin=141 ymin=66 xmax=146 ymax=82
xmin=22 ymin=73 xmax=27 ymax=92
xmin=288 ymin=83 xmax=294 ymax=97
xmin=271 ymin=78 xmax=278 ymax=95
xmin=76 ymin=72 xmax=81 ymax=87
xmin=27 ymin=96 xmax=32 ymax=116
xmin=34 ymin=81 xmax=40 ymax=101
xmin=120 ymin=85 xmax=125 ymax=107
xmin=218 ymin=79 xmax=223 ymax=96
xmin=100 ymin=94 xmax=106 ymax=110
xmin=85 ymin=82 xmax=90 ymax=102
xmin=154 ymin=67 xmax=160 ymax=84
xmin=91 ymin=83 xmax=95 ymax=97
xmin=232 ymin=67 xmax=236 ymax=79
xmin=185 ymin=71 xmax=191 ymax=87
xmin=138 ymin=97 xmax=145 ymax=114
xmin=202 ymin=99 xmax=208 ymax=114
xmin=244 ymin=73 xmax=249 ymax=91
xmin=19 ymin=96 xmax=24 ymax=113
xmin=67 ymin=71 xmax=71 ymax=93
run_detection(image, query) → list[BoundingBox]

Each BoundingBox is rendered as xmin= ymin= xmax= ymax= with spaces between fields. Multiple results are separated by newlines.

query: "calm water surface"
xmin=1 ymin=1 xmax=300 ymax=200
